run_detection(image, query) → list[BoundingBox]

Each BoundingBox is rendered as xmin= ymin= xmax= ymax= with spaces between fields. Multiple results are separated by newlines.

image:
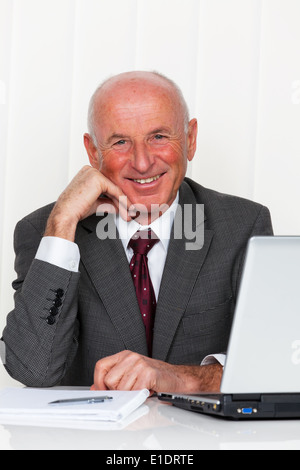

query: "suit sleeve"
xmin=2 ymin=218 xmax=81 ymax=387
xmin=249 ymin=205 xmax=274 ymax=237
xmin=232 ymin=205 xmax=274 ymax=297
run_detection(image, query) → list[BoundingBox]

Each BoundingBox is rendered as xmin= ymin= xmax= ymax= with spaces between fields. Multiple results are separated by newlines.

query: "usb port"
xmin=242 ymin=408 xmax=253 ymax=415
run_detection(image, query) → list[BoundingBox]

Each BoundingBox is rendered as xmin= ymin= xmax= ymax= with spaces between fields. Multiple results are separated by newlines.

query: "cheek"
xmin=100 ymin=152 xmax=127 ymax=179
xmin=160 ymin=141 xmax=186 ymax=163
xmin=161 ymin=143 xmax=187 ymax=176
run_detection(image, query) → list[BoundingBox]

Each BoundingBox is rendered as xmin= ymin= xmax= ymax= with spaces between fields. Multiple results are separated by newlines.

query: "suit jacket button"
xmin=56 ymin=289 xmax=64 ymax=298
xmin=46 ymin=315 xmax=56 ymax=325
xmin=53 ymin=298 xmax=62 ymax=308
xmin=49 ymin=306 xmax=59 ymax=316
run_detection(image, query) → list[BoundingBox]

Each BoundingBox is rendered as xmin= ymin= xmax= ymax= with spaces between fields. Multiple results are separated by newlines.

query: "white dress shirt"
xmin=115 ymin=194 xmax=179 ymax=301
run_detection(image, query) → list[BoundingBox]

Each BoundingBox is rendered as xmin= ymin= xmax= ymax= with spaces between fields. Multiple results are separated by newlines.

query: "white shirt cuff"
xmin=0 ymin=339 xmax=6 ymax=365
xmin=201 ymin=354 xmax=226 ymax=368
xmin=35 ymin=236 xmax=80 ymax=272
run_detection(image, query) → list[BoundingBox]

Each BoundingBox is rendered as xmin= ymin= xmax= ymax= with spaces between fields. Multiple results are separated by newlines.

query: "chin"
xmin=132 ymin=195 xmax=169 ymax=209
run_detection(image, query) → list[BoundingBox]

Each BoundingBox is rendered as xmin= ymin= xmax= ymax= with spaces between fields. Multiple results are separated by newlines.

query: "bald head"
xmin=87 ymin=71 xmax=190 ymax=147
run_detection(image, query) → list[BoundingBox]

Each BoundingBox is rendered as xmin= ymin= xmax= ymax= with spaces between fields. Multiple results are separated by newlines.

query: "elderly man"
xmin=2 ymin=71 xmax=273 ymax=393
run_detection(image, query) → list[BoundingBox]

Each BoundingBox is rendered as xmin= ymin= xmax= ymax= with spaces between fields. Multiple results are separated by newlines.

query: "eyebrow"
xmin=107 ymin=128 xmax=172 ymax=144
xmin=107 ymin=133 xmax=128 ymax=144
xmin=149 ymin=127 xmax=172 ymax=135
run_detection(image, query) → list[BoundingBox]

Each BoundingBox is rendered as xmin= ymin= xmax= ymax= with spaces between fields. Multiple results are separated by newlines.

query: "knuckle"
xmin=82 ymin=165 xmax=91 ymax=172
xmin=94 ymin=360 xmax=105 ymax=374
xmin=104 ymin=374 xmax=118 ymax=390
xmin=126 ymin=351 xmax=143 ymax=365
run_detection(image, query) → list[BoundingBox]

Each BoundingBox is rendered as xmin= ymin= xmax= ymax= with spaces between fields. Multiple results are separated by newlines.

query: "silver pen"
xmin=48 ymin=395 xmax=113 ymax=406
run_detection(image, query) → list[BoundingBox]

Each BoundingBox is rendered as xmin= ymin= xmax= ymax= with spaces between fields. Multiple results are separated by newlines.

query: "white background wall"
xmin=0 ymin=0 xmax=300 ymax=387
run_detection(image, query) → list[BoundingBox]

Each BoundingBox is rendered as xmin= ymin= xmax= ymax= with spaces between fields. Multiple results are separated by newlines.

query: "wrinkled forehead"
xmin=93 ymin=75 xmax=185 ymax=133
xmin=96 ymin=74 xmax=179 ymax=114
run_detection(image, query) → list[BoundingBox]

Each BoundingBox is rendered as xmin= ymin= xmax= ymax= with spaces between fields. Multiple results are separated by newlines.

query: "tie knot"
xmin=128 ymin=229 xmax=159 ymax=256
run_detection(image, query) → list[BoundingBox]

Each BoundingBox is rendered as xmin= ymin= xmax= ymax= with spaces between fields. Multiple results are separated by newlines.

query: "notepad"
xmin=0 ymin=388 xmax=149 ymax=422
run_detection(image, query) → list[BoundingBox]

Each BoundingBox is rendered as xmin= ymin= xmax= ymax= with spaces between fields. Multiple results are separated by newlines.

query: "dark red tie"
xmin=128 ymin=229 xmax=159 ymax=357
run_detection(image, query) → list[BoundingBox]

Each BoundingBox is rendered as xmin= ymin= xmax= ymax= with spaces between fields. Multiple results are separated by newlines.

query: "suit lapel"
xmin=75 ymin=215 xmax=148 ymax=355
xmin=152 ymin=182 xmax=214 ymax=361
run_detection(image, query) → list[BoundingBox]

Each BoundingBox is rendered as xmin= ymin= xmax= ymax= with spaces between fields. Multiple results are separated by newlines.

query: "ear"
xmin=186 ymin=119 xmax=198 ymax=162
xmin=83 ymin=133 xmax=101 ymax=169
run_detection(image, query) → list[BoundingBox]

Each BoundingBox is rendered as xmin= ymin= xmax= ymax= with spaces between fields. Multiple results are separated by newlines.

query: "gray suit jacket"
xmin=2 ymin=178 xmax=273 ymax=387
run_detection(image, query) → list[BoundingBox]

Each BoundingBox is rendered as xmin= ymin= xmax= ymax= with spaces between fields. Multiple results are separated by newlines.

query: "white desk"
xmin=1 ymin=390 xmax=300 ymax=450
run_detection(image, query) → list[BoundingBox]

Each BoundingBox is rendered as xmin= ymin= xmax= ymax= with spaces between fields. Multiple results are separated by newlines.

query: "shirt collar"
xmin=115 ymin=193 xmax=179 ymax=253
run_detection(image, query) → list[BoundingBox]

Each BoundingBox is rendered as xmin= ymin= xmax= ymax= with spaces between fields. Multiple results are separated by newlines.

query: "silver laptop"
xmin=159 ymin=236 xmax=300 ymax=419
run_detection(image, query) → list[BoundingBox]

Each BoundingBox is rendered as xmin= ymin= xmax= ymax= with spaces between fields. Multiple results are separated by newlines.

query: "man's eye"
xmin=152 ymin=134 xmax=168 ymax=144
xmin=114 ymin=140 xmax=126 ymax=146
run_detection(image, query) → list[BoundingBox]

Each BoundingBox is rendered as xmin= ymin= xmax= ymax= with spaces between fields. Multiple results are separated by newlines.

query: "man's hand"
xmin=44 ymin=166 xmax=132 ymax=242
xmin=91 ymin=350 xmax=223 ymax=395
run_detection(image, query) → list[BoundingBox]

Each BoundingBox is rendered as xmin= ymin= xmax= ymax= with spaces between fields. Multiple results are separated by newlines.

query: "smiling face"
xmin=84 ymin=72 xmax=198 ymax=219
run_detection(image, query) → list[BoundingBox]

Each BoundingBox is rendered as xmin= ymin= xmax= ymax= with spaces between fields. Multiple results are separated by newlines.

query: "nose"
xmin=131 ymin=141 xmax=154 ymax=174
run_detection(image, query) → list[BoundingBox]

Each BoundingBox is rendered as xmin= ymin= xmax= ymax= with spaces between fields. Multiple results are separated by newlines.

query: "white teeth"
xmin=133 ymin=175 xmax=161 ymax=184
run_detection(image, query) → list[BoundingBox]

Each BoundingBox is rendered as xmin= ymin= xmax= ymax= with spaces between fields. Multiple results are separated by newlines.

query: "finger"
xmin=106 ymin=369 xmax=138 ymax=391
xmin=91 ymin=196 xmax=133 ymax=223
xmin=102 ymin=356 xmax=133 ymax=390
xmin=93 ymin=352 xmax=124 ymax=390
xmin=117 ymin=195 xmax=135 ymax=222
xmin=126 ymin=367 xmax=156 ymax=391
xmin=93 ymin=362 xmax=114 ymax=391
xmin=106 ymin=194 xmax=134 ymax=222
xmin=99 ymin=181 xmax=134 ymax=222
xmin=95 ymin=195 xmax=134 ymax=222
xmin=103 ymin=353 xmax=148 ymax=391
xmin=96 ymin=199 xmax=119 ymax=215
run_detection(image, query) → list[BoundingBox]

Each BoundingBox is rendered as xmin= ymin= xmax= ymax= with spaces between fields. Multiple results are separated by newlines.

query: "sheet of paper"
xmin=0 ymin=388 xmax=149 ymax=422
